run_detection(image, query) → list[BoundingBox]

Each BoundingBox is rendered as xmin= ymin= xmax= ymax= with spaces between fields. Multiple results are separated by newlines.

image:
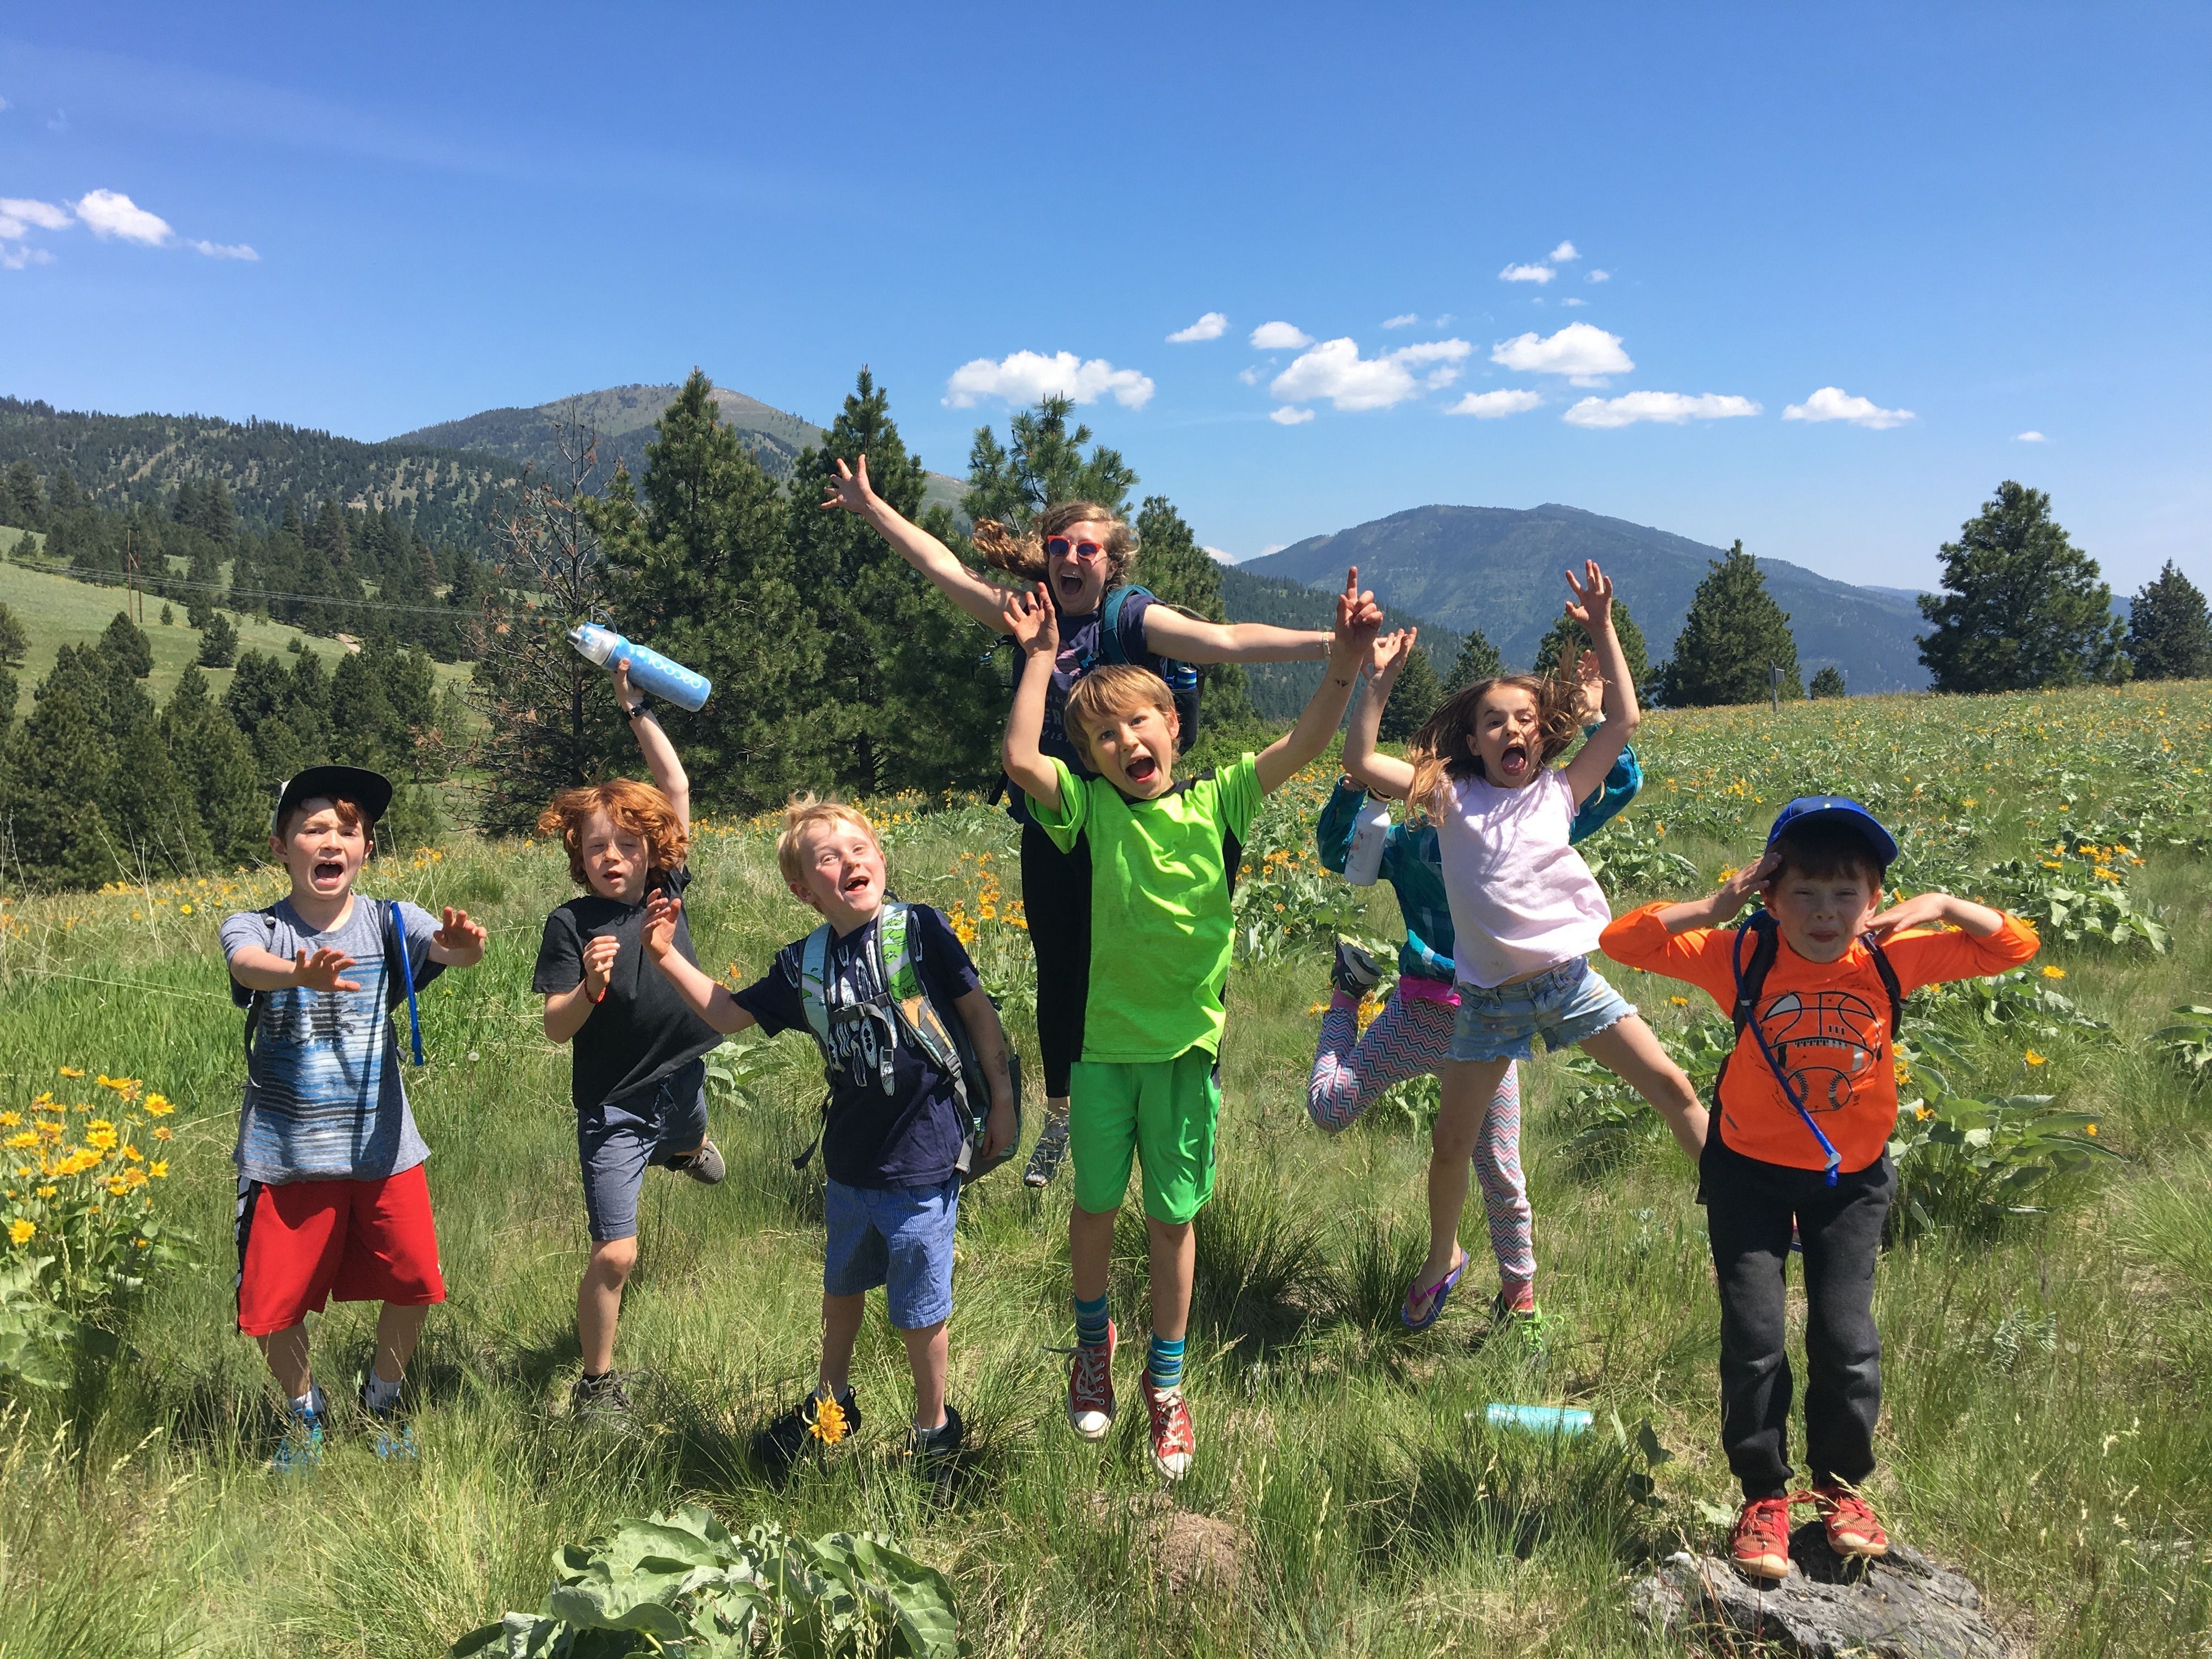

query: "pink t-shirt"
xmin=1434 ymin=768 xmax=1612 ymax=989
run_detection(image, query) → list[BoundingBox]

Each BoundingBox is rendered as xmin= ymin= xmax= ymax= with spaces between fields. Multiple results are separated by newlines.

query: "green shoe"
xmin=1492 ymin=1293 xmax=1547 ymax=1356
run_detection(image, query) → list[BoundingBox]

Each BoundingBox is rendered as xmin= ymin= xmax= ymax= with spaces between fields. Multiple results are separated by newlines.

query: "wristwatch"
xmin=622 ymin=702 xmax=651 ymax=721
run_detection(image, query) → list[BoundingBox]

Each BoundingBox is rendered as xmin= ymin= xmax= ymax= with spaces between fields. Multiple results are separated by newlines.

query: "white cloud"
xmin=191 ymin=239 xmax=259 ymax=261
xmin=1237 ymin=365 xmax=1264 ymax=385
xmin=75 ymin=189 xmax=173 ymax=245
xmin=943 ymin=349 xmax=1155 ymax=409
xmin=1489 ymin=322 xmax=1633 ymax=386
xmin=1782 ymin=386 xmax=1915 ymax=430
xmin=2015 ymin=430 xmax=2047 ymax=442
xmin=1499 ymin=262 xmax=1555 ymax=284
xmin=0 ymin=196 xmax=72 ymax=238
xmin=1204 ymin=545 xmax=1237 ymax=563
xmin=0 ymin=97 xmax=10 ymax=112
xmin=1271 ymin=405 xmax=1314 ymax=425
xmin=1587 ymin=269 xmax=1610 ymax=283
xmin=1562 ymin=391 xmax=1762 ymax=428
xmin=1381 ymin=312 xmax=1420 ymax=329
xmin=1249 ymin=320 xmax=1312 ymax=350
xmin=1434 ymin=312 xmax=1455 ymax=326
xmin=1 ymin=244 xmax=54 ymax=270
xmin=1547 ymin=241 xmax=1579 ymax=263
xmin=1561 ymin=297 xmax=1587 ymax=308
xmin=1446 ymin=388 xmax=1543 ymax=419
xmin=1166 ymin=311 xmax=1227 ymax=343
xmin=1269 ymin=336 xmax=1472 ymax=411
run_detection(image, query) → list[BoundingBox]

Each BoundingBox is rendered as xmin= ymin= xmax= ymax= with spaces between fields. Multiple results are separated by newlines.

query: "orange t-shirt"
xmin=1600 ymin=902 xmax=2040 ymax=1173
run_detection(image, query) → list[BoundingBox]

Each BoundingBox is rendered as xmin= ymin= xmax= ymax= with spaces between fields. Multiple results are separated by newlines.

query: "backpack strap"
xmin=797 ymin=923 xmax=834 ymax=1049
xmin=1096 ymin=585 xmax=1146 ymax=667
xmin=879 ymin=902 xmax=970 ymax=1117
xmin=1728 ymin=909 xmax=1842 ymax=1187
xmin=238 ymin=904 xmax=281 ymax=1063
xmin=1862 ymin=932 xmax=1903 ymax=1037
xmin=386 ymin=900 xmax=424 ymax=1066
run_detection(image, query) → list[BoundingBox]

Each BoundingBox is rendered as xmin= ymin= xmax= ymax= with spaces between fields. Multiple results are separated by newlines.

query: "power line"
xmin=51 ymin=566 xmax=540 ymax=622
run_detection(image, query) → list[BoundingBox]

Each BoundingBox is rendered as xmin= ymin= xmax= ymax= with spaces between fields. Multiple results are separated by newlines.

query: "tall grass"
xmin=1 ymin=680 xmax=2209 ymax=1655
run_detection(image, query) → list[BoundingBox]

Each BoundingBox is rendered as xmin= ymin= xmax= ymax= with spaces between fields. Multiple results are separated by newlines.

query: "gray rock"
xmin=1632 ymin=1521 xmax=2010 ymax=1658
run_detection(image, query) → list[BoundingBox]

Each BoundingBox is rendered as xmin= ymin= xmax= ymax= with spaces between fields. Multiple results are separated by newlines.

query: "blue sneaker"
xmin=269 ymin=1407 xmax=325 ymax=1475
xmin=359 ymin=1377 xmax=418 ymax=1460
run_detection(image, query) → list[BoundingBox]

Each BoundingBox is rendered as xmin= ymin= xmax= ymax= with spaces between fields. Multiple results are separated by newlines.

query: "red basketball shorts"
xmin=234 ymin=1164 xmax=446 ymax=1336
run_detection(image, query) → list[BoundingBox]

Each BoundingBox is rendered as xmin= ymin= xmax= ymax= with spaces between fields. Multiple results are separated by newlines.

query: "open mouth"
xmin=1056 ymin=571 xmax=1086 ymax=602
xmin=841 ymin=871 xmax=873 ymax=897
xmin=313 ymin=857 xmax=346 ymax=883
xmin=1497 ymin=741 xmax=1530 ymax=779
xmin=1124 ymin=754 xmax=1159 ymax=786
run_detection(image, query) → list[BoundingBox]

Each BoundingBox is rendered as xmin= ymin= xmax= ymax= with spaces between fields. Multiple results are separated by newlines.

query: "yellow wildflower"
xmin=149 ymin=1161 xmax=168 ymax=1179
xmin=143 ymin=1094 xmax=173 ymax=1116
xmin=2085 ymin=1123 xmax=2098 ymax=1137
xmin=8 ymin=1218 xmax=32 ymax=1245
xmin=4 ymin=1132 xmax=35 ymax=1151
xmin=810 ymin=1395 xmax=850 ymax=1444
xmin=2041 ymin=966 xmax=2066 ymax=980
xmin=86 ymin=1123 xmax=119 ymax=1152
xmin=35 ymin=1186 xmax=55 ymax=1199
xmin=0 ymin=1112 xmax=16 ymax=1128
xmin=58 ymin=1067 xmax=83 ymax=1079
xmin=152 ymin=1126 xmax=172 ymax=1142
xmin=1669 ymin=996 xmax=1689 ymax=1007
xmin=2024 ymin=1049 xmax=2047 ymax=1067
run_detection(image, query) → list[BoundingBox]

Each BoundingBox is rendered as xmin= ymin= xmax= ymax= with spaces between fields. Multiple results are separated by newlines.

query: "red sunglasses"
xmin=1045 ymin=537 xmax=1107 ymax=562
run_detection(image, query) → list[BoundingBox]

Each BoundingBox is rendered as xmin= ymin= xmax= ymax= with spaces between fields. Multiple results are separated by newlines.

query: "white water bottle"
xmin=1344 ymin=794 xmax=1391 ymax=886
xmin=568 ymin=623 xmax=713 ymax=712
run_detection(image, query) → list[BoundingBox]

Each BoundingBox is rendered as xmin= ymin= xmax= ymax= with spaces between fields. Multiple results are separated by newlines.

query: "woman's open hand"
xmin=819 ymin=455 xmax=878 ymax=516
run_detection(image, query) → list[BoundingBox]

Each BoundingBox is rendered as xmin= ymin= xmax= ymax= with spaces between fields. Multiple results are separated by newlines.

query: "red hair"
xmin=537 ymin=778 xmax=689 ymax=884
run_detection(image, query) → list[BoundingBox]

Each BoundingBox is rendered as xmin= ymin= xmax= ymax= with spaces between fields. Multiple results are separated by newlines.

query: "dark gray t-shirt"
xmin=532 ymin=865 xmax=723 ymax=1114
xmin=220 ymin=896 xmax=439 ymax=1184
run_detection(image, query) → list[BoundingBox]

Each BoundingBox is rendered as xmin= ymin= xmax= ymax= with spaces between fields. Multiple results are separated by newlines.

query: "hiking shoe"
xmin=570 ymin=1369 xmax=636 ymax=1423
xmin=1491 ymin=1291 xmax=1547 ymax=1356
xmin=1066 ymin=1321 xmax=1116 ymax=1440
xmin=754 ymin=1387 xmax=861 ymax=1482
xmin=1729 ymin=1496 xmax=1795 ymax=1582
xmin=357 ymin=1378 xmax=417 ymax=1461
xmin=1812 ymin=1483 xmax=1889 ymax=1559
xmin=269 ymin=1407 xmax=325 ymax=1475
xmin=1141 ymin=1380 xmax=1195 ymax=1482
xmin=1331 ymin=940 xmax=1382 ymax=1001
xmin=1024 ymin=1108 xmax=1070 ymax=1188
xmin=669 ymin=1138 xmax=725 ymax=1185
xmin=911 ymin=1403 xmax=964 ymax=1500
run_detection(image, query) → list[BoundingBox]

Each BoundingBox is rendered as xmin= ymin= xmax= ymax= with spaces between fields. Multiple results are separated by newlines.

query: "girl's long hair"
xmin=970 ymin=501 xmax=1136 ymax=595
xmin=1406 ymin=673 xmax=1584 ymax=817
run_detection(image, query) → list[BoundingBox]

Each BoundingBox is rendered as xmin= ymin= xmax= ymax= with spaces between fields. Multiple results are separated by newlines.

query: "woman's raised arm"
xmin=821 ymin=454 xmax=1011 ymax=630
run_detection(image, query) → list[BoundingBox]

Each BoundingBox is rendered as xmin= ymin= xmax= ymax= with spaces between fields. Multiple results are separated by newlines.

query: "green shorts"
xmin=1067 ymin=1048 xmax=1221 ymax=1223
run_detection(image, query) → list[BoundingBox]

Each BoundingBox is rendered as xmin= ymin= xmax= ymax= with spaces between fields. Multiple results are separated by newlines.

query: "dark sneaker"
xmin=911 ymin=1403 xmax=964 ymax=1500
xmin=754 ymin=1387 xmax=861 ymax=1482
xmin=1066 ymin=1321 xmax=1116 ymax=1440
xmin=1331 ymin=941 xmax=1381 ymax=1000
xmin=1729 ymin=1496 xmax=1795 ymax=1583
xmin=669 ymin=1138 xmax=725 ymax=1186
xmin=570 ymin=1369 xmax=636 ymax=1422
xmin=1141 ymin=1380 xmax=1195 ymax=1482
xmin=357 ymin=1377 xmax=417 ymax=1460
xmin=1024 ymin=1109 xmax=1070 ymax=1188
xmin=268 ymin=1406 xmax=325 ymax=1476
xmin=1812 ymin=1483 xmax=1889 ymax=1559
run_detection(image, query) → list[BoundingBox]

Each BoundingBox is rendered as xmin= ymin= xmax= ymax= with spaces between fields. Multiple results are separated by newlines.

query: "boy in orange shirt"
xmin=1601 ymin=797 xmax=2038 ymax=1582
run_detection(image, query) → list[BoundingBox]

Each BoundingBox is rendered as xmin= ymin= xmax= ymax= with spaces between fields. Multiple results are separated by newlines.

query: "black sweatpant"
xmin=1702 ymin=1126 xmax=1894 ymax=1500
xmin=1019 ymin=819 xmax=1091 ymax=1101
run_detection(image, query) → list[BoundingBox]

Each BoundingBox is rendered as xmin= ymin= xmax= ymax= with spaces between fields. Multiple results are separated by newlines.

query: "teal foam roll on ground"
xmin=1482 ymin=1403 xmax=1594 ymax=1436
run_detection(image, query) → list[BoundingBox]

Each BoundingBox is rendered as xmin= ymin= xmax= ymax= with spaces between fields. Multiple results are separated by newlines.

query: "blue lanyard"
xmin=1733 ymin=926 xmax=1841 ymax=1186
xmin=388 ymin=900 xmax=424 ymax=1066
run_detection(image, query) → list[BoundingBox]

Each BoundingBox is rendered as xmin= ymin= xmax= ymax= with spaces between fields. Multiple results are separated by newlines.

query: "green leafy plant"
xmin=2153 ymin=1006 xmax=2212 ymax=1092
xmin=1979 ymin=843 xmax=2170 ymax=953
xmin=1913 ymin=967 xmax=2115 ymax=1046
xmin=702 ymin=1030 xmax=805 ymax=1118
xmin=1576 ymin=815 xmax=1697 ymax=900
xmin=448 ymin=1505 xmax=959 ymax=1659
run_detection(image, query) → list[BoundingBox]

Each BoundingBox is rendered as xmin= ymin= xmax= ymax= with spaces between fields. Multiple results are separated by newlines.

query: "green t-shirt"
xmin=1029 ymin=754 xmax=1263 ymax=1065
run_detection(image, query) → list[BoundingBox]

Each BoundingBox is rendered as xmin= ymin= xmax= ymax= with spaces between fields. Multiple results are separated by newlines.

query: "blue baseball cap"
xmin=1764 ymin=795 xmax=1898 ymax=867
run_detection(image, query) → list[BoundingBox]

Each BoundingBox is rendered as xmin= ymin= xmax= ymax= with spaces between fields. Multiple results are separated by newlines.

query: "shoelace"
xmin=1147 ymin=1386 xmax=1194 ymax=1450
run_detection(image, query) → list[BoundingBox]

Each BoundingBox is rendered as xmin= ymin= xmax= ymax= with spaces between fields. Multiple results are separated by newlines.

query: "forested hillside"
xmin=1218 ymin=565 xmax=1458 ymax=720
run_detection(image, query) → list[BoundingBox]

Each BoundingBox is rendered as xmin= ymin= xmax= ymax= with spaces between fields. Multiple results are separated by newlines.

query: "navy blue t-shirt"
xmin=1007 ymin=591 xmax=1156 ymax=823
xmin=732 ymin=903 xmax=982 ymax=1189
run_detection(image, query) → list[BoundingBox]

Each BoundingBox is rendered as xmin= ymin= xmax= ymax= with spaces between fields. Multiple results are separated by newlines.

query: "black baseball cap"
xmin=1763 ymin=795 xmax=1899 ymax=867
xmin=271 ymin=766 xmax=395 ymax=851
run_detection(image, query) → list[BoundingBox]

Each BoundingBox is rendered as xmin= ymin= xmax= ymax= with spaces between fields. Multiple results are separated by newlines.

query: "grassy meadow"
xmin=2 ymin=680 xmax=2210 ymax=1656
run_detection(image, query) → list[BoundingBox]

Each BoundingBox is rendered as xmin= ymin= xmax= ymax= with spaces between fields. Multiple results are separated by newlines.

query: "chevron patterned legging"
xmin=1308 ymin=992 xmax=1535 ymax=1288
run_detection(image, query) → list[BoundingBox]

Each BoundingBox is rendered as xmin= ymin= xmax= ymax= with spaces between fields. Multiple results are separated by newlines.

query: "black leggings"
xmin=1019 ymin=819 xmax=1091 ymax=1100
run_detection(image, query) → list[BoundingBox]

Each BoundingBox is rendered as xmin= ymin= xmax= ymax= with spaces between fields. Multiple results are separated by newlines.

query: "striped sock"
xmin=1074 ymin=1291 xmax=1110 ymax=1350
xmin=1147 ymin=1333 xmax=1184 ymax=1392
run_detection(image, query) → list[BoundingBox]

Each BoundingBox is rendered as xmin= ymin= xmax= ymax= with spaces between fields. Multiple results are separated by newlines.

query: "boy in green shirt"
xmin=1002 ymin=569 xmax=1381 ymax=1481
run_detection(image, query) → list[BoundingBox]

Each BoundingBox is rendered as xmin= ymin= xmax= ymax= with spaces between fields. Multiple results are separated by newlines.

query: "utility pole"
xmin=1769 ymin=662 xmax=1780 ymax=713
xmin=125 ymin=526 xmax=143 ymax=625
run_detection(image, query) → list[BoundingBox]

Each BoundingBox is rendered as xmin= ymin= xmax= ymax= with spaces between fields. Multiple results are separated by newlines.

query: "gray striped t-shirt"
xmin=221 ymin=897 xmax=437 ymax=1184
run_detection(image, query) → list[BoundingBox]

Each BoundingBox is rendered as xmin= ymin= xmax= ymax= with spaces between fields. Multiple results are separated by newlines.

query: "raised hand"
xmin=1575 ymin=648 xmax=1606 ymax=723
xmin=1708 ymin=849 xmax=1780 ymax=924
xmin=1005 ymin=582 xmax=1061 ymax=656
xmin=639 ymin=894 xmax=680 ymax=963
xmin=1865 ymin=891 xmax=1955 ymax=940
xmin=1368 ymin=627 xmax=1419 ymax=688
xmin=433 ymin=906 xmax=487 ymax=956
xmin=819 ymin=455 xmax=877 ymax=515
xmin=610 ymin=657 xmax=637 ymax=707
xmin=580 ymin=932 xmax=621 ymax=995
xmin=1564 ymin=558 xmax=1615 ymax=631
xmin=1332 ymin=567 xmax=1384 ymax=659
xmin=292 ymin=946 xmax=360 ymax=993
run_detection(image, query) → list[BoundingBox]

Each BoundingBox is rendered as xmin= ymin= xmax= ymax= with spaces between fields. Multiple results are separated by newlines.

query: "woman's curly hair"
xmin=1406 ymin=673 xmax=1585 ymax=818
xmin=970 ymin=501 xmax=1137 ymax=595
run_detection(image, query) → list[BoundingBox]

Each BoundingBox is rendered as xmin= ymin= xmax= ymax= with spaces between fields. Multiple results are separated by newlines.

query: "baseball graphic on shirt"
xmin=1758 ymin=989 xmax=1886 ymax=1112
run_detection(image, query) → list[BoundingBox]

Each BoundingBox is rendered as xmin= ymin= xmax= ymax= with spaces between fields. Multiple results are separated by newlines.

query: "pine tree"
xmin=1 ymin=651 xmax=121 ymax=888
xmin=1132 ymin=495 xmax=1256 ymax=729
xmin=1533 ymin=601 xmax=1651 ymax=685
xmin=962 ymin=396 xmax=1138 ymax=527
xmin=1378 ymin=642 xmax=1446 ymax=741
xmin=2125 ymin=561 xmax=2212 ymax=681
xmin=0 ymin=602 xmax=26 ymax=672
xmin=1651 ymin=543 xmax=1802 ymax=706
xmin=99 ymin=611 xmax=155 ymax=679
xmin=1917 ymin=482 xmax=2128 ymax=692
xmin=3 ymin=459 xmax=46 ymax=531
xmin=1809 ymin=665 xmax=1849 ymax=699
xmin=198 ymin=612 xmax=239 ymax=668
xmin=1441 ymin=627 xmax=1504 ymax=693
xmin=160 ymin=603 xmax=174 ymax=625
xmin=160 ymin=665 xmax=266 ymax=866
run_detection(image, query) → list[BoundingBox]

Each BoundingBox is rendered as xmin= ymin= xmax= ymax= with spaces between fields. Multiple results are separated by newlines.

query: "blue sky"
xmin=3 ymin=3 xmax=2207 ymax=594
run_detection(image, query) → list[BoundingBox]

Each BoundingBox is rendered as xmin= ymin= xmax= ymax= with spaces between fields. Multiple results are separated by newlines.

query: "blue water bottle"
xmin=1480 ymin=1403 xmax=1594 ymax=1437
xmin=568 ymin=623 xmax=712 ymax=712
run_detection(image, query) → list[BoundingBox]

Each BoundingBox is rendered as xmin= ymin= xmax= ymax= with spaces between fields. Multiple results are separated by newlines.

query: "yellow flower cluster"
xmin=4 ymin=1068 xmax=178 ymax=1254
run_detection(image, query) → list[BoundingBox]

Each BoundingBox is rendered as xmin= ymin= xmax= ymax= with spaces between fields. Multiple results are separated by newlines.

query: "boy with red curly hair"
xmin=531 ymin=662 xmax=725 ymax=1420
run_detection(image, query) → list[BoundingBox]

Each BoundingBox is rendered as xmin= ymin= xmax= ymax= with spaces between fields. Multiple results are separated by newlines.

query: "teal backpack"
xmin=792 ymin=900 xmax=1020 ymax=1182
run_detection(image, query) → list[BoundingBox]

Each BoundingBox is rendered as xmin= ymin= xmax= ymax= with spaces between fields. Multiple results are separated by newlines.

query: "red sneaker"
xmin=1141 ymin=1379 xmax=1195 ymax=1482
xmin=1728 ymin=1496 xmax=1795 ymax=1582
xmin=1812 ymin=1483 xmax=1889 ymax=1559
xmin=1066 ymin=1321 xmax=1116 ymax=1441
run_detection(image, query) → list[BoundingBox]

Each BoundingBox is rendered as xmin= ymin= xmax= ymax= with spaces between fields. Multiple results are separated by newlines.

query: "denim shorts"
xmin=823 ymin=1175 xmax=960 ymax=1329
xmin=1449 ymin=957 xmax=1635 ymax=1063
xmin=577 ymin=1059 xmax=710 ymax=1242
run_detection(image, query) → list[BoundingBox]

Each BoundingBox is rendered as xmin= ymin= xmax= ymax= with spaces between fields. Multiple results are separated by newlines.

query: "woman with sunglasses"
xmin=823 ymin=456 xmax=1346 ymax=1187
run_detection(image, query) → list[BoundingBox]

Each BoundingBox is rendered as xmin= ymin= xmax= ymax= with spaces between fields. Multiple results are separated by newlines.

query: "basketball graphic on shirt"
xmin=1757 ymin=989 xmax=1886 ymax=1113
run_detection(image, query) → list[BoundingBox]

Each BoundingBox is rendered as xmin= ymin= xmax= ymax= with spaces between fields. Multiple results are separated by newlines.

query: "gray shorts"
xmin=577 ymin=1059 xmax=710 ymax=1242
xmin=1449 ymin=957 xmax=1635 ymax=1063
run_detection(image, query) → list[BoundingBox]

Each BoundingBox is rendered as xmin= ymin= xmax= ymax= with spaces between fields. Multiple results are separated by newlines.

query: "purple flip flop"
xmin=1401 ymin=1251 xmax=1468 ymax=1333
